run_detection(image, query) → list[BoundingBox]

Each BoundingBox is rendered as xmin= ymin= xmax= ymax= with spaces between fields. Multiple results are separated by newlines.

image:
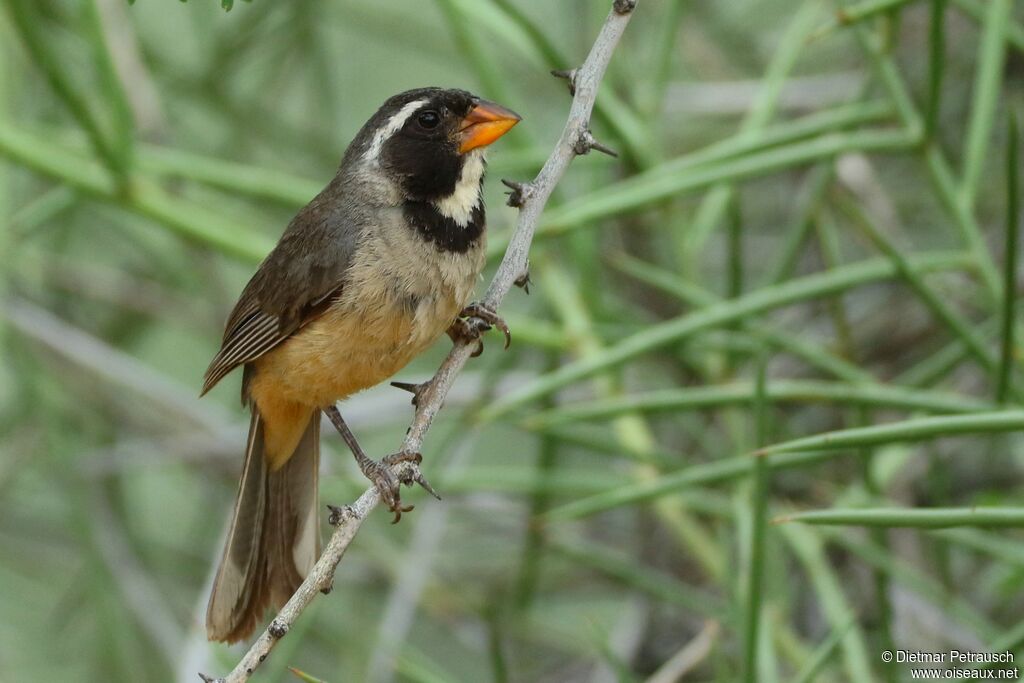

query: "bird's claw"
xmin=464 ymin=303 xmax=511 ymax=349
xmin=447 ymin=317 xmax=486 ymax=356
xmin=359 ymin=451 xmax=438 ymax=524
xmin=447 ymin=302 xmax=510 ymax=355
xmin=367 ymin=459 xmax=413 ymax=524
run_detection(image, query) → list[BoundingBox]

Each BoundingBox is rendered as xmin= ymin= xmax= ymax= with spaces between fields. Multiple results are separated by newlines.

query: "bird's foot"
xmin=447 ymin=302 xmax=510 ymax=356
xmin=358 ymin=451 xmax=440 ymax=524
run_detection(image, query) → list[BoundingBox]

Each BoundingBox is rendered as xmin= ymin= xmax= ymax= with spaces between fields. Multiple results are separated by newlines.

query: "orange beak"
xmin=458 ymin=99 xmax=522 ymax=154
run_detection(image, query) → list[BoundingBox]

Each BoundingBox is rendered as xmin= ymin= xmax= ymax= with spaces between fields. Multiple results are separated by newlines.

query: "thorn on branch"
xmin=501 ymin=178 xmax=534 ymax=208
xmin=413 ymin=467 xmax=442 ymax=500
xmin=550 ymin=68 xmax=578 ymax=96
xmin=390 ymin=380 xmax=432 ymax=408
xmin=391 ymin=381 xmax=419 ymax=396
xmin=613 ymin=0 xmax=637 ymax=14
xmin=574 ymin=130 xmax=619 ymax=158
xmin=327 ymin=504 xmax=355 ymax=526
xmin=514 ymin=262 xmax=532 ymax=294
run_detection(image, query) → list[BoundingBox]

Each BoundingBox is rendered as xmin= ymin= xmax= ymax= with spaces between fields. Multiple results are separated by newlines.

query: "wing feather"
xmin=202 ymin=312 xmax=281 ymax=395
xmin=201 ymin=177 xmax=360 ymax=397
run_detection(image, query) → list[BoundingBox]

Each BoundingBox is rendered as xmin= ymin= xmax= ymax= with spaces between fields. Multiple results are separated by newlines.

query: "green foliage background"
xmin=1 ymin=0 xmax=1023 ymax=681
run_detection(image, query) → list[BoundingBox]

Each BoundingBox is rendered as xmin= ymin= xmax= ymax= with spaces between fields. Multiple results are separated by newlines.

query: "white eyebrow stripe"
xmin=363 ymin=98 xmax=429 ymax=162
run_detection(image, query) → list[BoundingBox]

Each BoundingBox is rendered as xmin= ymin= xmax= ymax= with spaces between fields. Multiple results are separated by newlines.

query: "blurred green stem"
xmin=837 ymin=193 xmax=1005 ymax=386
xmin=758 ymin=410 xmax=1024 ymax=455
xmin=0 ymin=122 xmax=272 ymax=262
xmin=525 ymin=127 xmax=913 ymax=254
xmin=525 ymin=379 xmax=993 ymax=430
xmin=538 ymin=257 xmax=725 ymax=580
xmin=613 ymin=249 xmax=875 ymax=384
xmin=810 ymin=0 xmax=919 ymax=42
xmin=997 ymin=112 xmax=1020 ymax=404
xmin=782 ymin=507 xmax=1024 ymax=528
xmin=679 ymin=0 xmax=821 ymax=274
xmin=856 ymin=406 xmax=896 ymax=683
xmin=766 ymin=164 xmax=835 ymax=286
xmin=742 ymin=358 xmax=770 ymax=683
xmin=950 ymin=0 xmax=1024 ymax=53
xmin=781 ymin=525 xmax=874 ymax=683
xmin=511 ymin=351 xmax=560 ymax=610
xmin=640 ymin=0 xmax=684 ymax=117
xmin=84 ymin=0 xmax=135 ymax=174
xmin=4 ymin=0 xmax=129 ymax=182
xmin=829 ymin=529 xmax=999 ymax=643
xmin=924 ymin=0 xmax=947 ymax=141
xmin=482 ymin=251 xmax=973 ymax=419
xmin=960 ymin=0 xmax=1010 ymax=209
xmin=854 ymin=15 xmax=1002 ymax=299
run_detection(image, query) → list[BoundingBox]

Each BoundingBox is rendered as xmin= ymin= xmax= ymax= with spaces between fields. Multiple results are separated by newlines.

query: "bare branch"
xmin=212 ymin=2 xmax=639 ymax=680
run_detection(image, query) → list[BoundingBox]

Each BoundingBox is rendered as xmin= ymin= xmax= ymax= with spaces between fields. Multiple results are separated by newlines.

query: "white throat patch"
xmin=432 ymin=151 xmax=486 ymax=227
xmin=363 ymin=98 xmax=428 ymax=163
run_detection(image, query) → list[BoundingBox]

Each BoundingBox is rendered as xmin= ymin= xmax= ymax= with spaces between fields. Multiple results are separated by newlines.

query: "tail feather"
xmin=206 ymin=407 xmax=321 ymax=644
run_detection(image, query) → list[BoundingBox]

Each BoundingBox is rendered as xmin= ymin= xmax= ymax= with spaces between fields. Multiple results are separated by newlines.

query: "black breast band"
xmin=402 ymin=200 xmax=485 ymax=254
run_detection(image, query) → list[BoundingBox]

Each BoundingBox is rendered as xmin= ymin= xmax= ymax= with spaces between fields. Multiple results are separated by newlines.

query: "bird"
xmin=200 ymin=87 xmax=521 ymax=644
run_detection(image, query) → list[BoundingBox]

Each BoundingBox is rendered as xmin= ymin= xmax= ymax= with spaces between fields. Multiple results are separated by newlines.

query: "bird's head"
xmin=347 ymin=87 xmax=521 ymax=203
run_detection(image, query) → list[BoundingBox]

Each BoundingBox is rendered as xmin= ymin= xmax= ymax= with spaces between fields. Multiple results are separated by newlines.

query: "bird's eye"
xmin=417 ymin=110 xmax=441 ymax=129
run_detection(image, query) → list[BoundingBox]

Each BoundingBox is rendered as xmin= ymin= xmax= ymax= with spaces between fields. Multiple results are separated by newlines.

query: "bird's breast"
xmin=252 ymin=222 xmax=485 ymax=408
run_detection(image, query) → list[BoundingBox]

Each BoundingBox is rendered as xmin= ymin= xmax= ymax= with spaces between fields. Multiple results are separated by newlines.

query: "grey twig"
xmin=214 ymin=2 xmax=638 ymax=680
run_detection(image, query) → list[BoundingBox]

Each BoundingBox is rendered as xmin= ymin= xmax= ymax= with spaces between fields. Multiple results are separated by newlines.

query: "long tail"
xmin=206 ymin=406 xmax=321 ymax=643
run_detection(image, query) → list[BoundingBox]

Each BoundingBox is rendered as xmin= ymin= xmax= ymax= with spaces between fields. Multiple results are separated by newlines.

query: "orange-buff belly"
xmin=248 ymin=292 xmax=459 ymax=470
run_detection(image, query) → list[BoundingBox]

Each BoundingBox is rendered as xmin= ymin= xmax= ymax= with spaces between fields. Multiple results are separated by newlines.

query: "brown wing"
xmin=201 ymin=283 xmax=341 ymax=397
xmin=201 ymin=181 xmax=359 ymax=397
